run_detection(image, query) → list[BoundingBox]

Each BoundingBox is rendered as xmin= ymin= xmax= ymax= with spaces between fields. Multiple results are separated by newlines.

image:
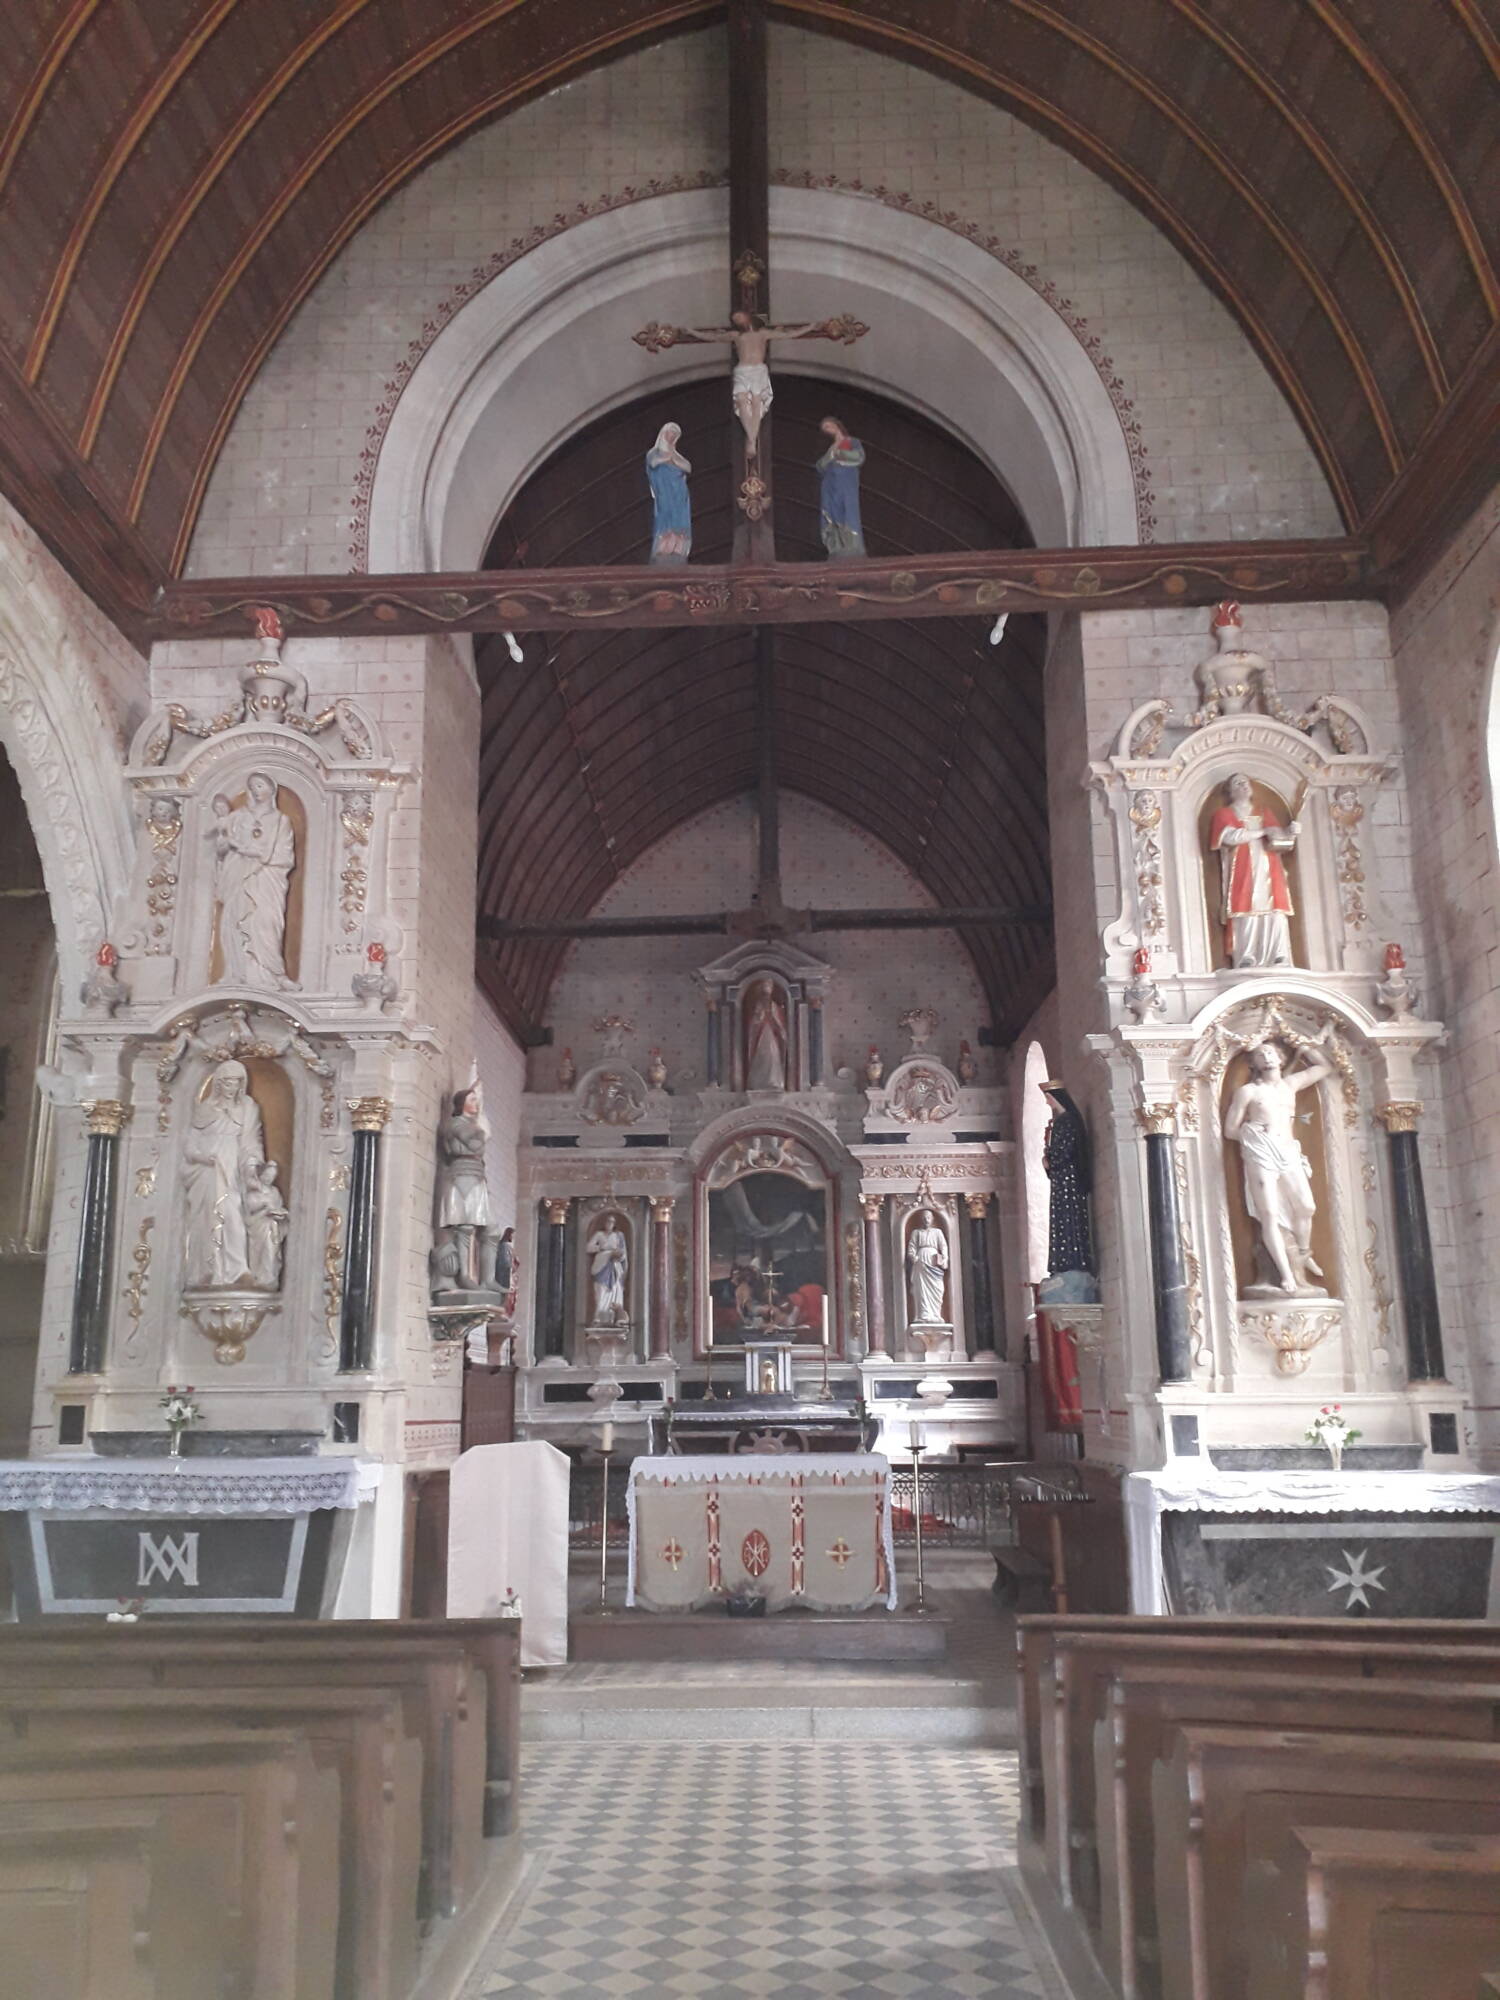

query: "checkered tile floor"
xmin=465 ymin=1743 xmax=1067 ymax=1998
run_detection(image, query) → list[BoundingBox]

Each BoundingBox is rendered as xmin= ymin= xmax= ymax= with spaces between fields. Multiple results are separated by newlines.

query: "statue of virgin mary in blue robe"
xmin=645 ymin=422 xmax=692 ymax=564
xmin=816 ymin=417 xmax=866 ymax=558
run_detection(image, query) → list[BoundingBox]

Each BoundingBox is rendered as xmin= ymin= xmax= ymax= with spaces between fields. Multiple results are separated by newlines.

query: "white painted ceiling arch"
xmin=367 ymin=185 xmax=1140 ymax=573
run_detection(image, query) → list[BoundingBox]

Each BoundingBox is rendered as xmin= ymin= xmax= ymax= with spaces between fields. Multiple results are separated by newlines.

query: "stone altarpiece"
xmin=28 ymin=625 xmax=447 ymax=1477
xmin=510 ymin=946 xmax=1024 ymax=1459
xmin=1081 ymin=609 xmax=1458 ymax=1474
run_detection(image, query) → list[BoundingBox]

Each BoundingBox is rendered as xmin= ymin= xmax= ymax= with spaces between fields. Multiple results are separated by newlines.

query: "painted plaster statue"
xmin=743 ymin=978 xmax=789 ymax=1090
xmin=645 ymin=423 xmax=692 ymax=563
xmin=816 ymin=418 xmax=866 ymax=557
xmin=182 ymin=1060 xmax=277 ymax=1290
xmin=906 ymin=1208 xmax=950 ymax=1325
xmin=212 ymin=771 xmax=297 ymax=988
xmin=587 ymin=1213 xmax=630 ymax=1326
xmin=633 ymin=310 xmax=868 ymax=457
xmin=1209 ymin=771 xmax=1299 ymax=969
xmin=434 ymin=1083 xmax=494 ymax=1292
xmin=1225 ymin=1041 xmax=1333 ymax=1296
xmin=1040 ymin=1082 xmax=1096 ymax=1284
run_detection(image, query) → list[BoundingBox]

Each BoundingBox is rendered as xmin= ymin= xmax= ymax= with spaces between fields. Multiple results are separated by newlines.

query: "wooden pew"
xmin=1037 ymin=1627 xmax=1500 ymax=1911
xmin=0 ymin=1683 xmax=423 ymax=2000
xmin=0 ymin=1631 xmax=486 ymax=1922
xmin=0 ymin=1615 xmax=524 ymax=1837
xmin=0 ymin=1727 xmax=343 ymax=2000
xmin=1248 ymin=1825 xmax=1500 ymax=2000
xmin=1095 ymin=1668 xmax=1500 ymax=1999
xmin=1015 ymin=1614 xmax=1500 ymax=1839
xmin=0 ymin=1802 xmax=158 ymax=2000
xmin=1152 ymin=1725 xmax=1500 ymax=2000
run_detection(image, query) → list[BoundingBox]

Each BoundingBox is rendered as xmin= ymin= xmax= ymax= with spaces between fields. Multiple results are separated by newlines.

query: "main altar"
xmin=627 ymin=1454 xmax=897 ymax=1613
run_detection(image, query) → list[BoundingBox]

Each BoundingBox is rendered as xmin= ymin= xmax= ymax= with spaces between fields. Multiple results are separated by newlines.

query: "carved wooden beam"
xmin=149 ymin=538 xmax=1373 ymax=641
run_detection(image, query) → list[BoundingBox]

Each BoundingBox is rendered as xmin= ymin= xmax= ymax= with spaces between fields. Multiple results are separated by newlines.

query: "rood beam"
xmin=150 ymin=537 xmax=1373 ymax=642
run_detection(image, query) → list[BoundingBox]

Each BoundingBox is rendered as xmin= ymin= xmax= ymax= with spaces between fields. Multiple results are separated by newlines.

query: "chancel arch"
xmin=365 ymin=183 xmax=1143 ymax=572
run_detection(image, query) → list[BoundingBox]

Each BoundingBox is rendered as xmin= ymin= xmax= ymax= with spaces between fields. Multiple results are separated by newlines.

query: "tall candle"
xmin=908 ymin=1420 xmax=922 ymax=1449
xmin=821 ymin=1296 xmax=830 ymax=1346
xmin=600 ymin=1421 xmax=614 ymax=1453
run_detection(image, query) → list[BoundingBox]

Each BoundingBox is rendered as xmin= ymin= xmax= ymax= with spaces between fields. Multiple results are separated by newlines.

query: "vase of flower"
xmin=161 ymin=1384 xmax=202 ymax=1458
xmin=1305 ymin=1403 xmax=1360 ymax=1471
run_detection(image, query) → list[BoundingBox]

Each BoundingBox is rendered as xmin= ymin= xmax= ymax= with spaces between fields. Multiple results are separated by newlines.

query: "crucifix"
xmin=629 ymin=0 xmax=868 ymax=559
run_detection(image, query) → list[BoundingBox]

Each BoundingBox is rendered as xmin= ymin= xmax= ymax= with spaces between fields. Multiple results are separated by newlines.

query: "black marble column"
xmin=1141 ymin=1107 xmax=1192 ymax=1384
xmin=965 ymin=1193 xmax=998 ymax=1353
xmin=1380 ymin=1103 xmax=1446 ymax=1381
xmin=807 ymin=997 xmax=824 ymax=1087
xmin=541 ymin=1198 xmax=570 ymax=1359
xmin=705 ymin=1000 xmax=722 ymax=1086
xmin=69 ymin=1100 xmax=128 ymax=1375
xmin=339 ymin=1097 xmax=388 ymax=1372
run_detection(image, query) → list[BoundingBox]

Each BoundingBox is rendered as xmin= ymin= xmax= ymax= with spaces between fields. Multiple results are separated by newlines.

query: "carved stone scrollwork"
xmin=1128 ymin=790 xmax=1166 ymax=940
xmin=181 ymin=1294 xmax=278 ymax=1366
xmin=885 ymin=1058 xmax=960 ymax=1125
xmin=578 ymin=1066 xmax=647 ymax=1127
xmin=1242 ymin=1305 xmax=1341 ymax=1376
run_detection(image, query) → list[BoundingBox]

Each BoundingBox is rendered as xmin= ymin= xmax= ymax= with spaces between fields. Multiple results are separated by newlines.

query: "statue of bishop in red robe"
xmin=1209 ymin=770 xmax=1298 ymax=968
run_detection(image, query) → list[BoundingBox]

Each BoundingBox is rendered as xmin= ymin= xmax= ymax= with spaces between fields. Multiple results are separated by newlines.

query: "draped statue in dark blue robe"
xmin=817 ymin=418 xmax=866 ymax=558
xmin=645 ymin=422 xmax=692 ymax=564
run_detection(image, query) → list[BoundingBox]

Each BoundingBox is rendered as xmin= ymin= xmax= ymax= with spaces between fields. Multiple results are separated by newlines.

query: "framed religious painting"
xmin=699 ymin=1133 xmax=834 ymax=1349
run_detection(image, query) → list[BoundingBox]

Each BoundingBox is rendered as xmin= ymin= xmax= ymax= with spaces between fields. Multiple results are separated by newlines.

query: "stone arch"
xmin=366 ymin=184 xmax=1143 ymax=572
xmin=0 ymin=599 xmax=131 ymax=999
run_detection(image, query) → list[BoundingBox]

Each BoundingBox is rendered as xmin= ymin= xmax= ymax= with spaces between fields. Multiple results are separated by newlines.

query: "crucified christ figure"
xmin=633 ymin=309 xmax=868 ymax=456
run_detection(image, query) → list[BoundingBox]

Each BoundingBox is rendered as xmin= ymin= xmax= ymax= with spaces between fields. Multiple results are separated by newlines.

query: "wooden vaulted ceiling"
xmin=0 ymin=2 xmax=1496 ymax=633
xmin=476 ymin=375 xmax=1052 ymax=1041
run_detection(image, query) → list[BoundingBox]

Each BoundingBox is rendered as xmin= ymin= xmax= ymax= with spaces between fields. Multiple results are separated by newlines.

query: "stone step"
xmin=522 ymin=1670 xmax=1016 ymax=1744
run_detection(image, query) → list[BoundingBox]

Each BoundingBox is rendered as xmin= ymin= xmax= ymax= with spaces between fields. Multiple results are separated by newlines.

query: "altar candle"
xmin=821 ymin=1297 xmax=830 ymax=1346
xmin=600 ymin=1421 xmax=614 ymax=1453
xmin=908 ymin=1420 xmax=922 ymax=1449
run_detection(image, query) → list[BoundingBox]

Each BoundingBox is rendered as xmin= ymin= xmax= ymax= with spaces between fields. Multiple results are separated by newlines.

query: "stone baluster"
xmin=965 ymin=1192 xmax=997 ymax=1352
xmin=541 ymin=1198 xmax=570 ymax=1360
xmin=649 ymin=1196 xmax=674 ymax=1359
xmin=1139 ymin=1102 xmax=1192 ymax=1385
xmin=69 ymin=1100 xmax=129 ymax=1376
xmin=861 ymin=1195 xmax=890 ymax=1358
xmin=1376 ymin=1101 xmax=1446 ymax=1382
xmin=339 ymin=1096 xmax=389 ymax=1372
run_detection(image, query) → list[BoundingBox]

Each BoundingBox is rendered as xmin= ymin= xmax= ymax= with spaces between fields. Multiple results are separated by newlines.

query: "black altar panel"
xmin=1161 ymin=1511 xmax=1500 ymax=1620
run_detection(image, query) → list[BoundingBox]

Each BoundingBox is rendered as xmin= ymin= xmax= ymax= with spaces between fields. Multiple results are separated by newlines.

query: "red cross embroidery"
xmin=659 ymin=1540 xmax=684 ymax=1570
xmin=826 ymin=1539 xmax=853 ymax=1569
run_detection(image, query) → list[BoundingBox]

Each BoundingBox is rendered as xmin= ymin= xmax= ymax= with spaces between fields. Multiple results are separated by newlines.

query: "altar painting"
xmin=707 ymin=1170 xmax=826 ymax=1344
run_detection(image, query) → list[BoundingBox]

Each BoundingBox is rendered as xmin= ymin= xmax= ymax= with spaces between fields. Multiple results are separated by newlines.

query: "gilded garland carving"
xmin=1327 ymin=787 xmax=1369 ymax=933
xmin=1191 ymin=999 xmax=1358 ymax=1128
xmin=121 ymin=1216 xmax=155 ymax=1362
xmin=320 ymin=1207 xmax=344 ymax=1363
xmin=1364 ymin=1219 xmax=1395 ymax=1353
xmin=156 ymin=1007 xmax=339 ymax=1131
xmin=1171 ymin=1140 xmax=1207 ymax=1367
xmin=844 ymin=1222 xmax=864 ymax=1339
xmin=1128 ymin=790 xmax=1166 ymax=940
xmin=339 ymin=792 xmax=374 ymax=935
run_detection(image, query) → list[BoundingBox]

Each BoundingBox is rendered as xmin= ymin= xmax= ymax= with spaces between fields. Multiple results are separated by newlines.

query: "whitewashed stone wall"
xmin=537 ymin=793 xmax=993 ymax=1091
xmin=475 ymin=992 xmax=526 ymax=1227
xmin=187 ymin=26 xmax=1336 ymax=575
xmin=1389 ymin=487 xmax=1500 ymax=1465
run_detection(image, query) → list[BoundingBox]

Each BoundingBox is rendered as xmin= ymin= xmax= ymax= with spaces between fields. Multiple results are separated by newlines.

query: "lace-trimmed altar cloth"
xmin=0 ymin=1458 xmax=382 ymax=1515
xmin=627 ymin=1453 xmax=897 ymax=1613
xmin=1125 ymin=1467 xmax=1500 ymax=1615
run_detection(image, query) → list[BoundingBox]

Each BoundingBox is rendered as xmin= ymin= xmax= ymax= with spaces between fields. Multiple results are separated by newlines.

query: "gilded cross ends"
xmin=632 ymin=322 xmax=685 ymax=356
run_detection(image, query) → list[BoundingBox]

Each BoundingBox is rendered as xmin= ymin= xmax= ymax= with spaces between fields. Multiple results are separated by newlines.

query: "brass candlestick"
xmin=597 ymin=1447 xmax=613 ymax=1614
xmin=909 ymin=1433 xmax=928 ymax=1615
xmin=814 ymin=1338 xmax=834 ymax=1402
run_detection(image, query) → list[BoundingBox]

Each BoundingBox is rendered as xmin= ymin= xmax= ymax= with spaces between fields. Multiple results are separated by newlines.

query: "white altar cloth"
xmin=0 ymin=1458 xmax=382 ymax=1515
xmin=1125 ymin=1468 xmax=1500 ymax=1615
xmin=448 ymin=1441 xmax=570 ymax=1667
xmin=627 ymin=1454 xmax=897 ymax=1612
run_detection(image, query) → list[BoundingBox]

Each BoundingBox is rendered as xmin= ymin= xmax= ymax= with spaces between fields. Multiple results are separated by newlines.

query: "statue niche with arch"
xmin=698 ymin=940 xmax=833 ymax=1093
